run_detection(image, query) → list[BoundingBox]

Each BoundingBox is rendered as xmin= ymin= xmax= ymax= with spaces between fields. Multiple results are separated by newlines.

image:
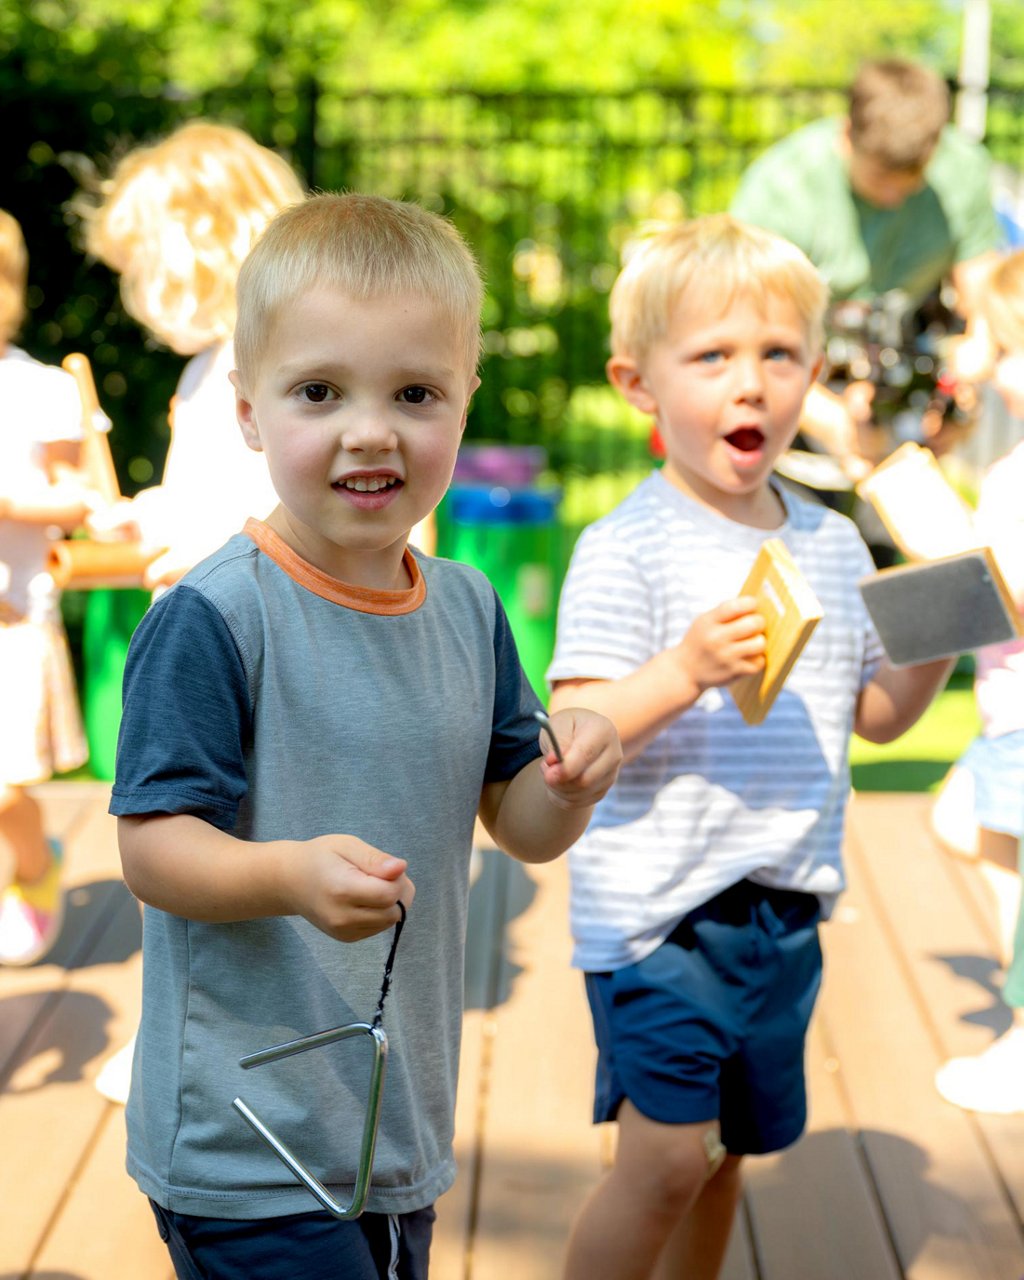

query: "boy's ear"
xmin=230 ymin=369 xmax=263 ymax=453
xmin=459 ymin=373 xmax=481 ymax=434
xmin=606 ymin=354 xmax=658 ymax=416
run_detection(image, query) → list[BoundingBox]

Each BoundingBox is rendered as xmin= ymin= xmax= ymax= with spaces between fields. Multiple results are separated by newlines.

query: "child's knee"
xmin=657 ymin=1123 xmax=726 ymax=1214
xmin=619 ymin=1114 xmax=725 ymax=1218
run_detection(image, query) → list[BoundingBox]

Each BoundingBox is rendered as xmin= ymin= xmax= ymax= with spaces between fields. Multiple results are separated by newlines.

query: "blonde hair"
xmin=981 ymin=252 xmax=1024 ymax=354
xmin=0 ymin=208 xmax=28 ymax=344
xmin=848 ymin=59 xmax=949 ymax=171
xmin=81 ymin=121 xmax=305 ymax=355
xmin=234 ymin=192 xmax=483 ymax=383
xmin=609 ymin=213 xmax=827 ymax=362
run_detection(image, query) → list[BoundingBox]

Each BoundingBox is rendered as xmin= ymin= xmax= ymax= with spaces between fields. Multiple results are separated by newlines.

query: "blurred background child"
xmin=931 ymin=250 xmax=1024 ymax=1113
xmin=76 ymin=120 xmax=305 ymax=1099
xmin=81 ymin=120 xmax=306 ymax=588
xmin=0 ymin=208 xmax=99 ymax=966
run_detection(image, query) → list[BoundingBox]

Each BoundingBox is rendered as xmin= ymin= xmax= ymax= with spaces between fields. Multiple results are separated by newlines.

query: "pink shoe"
xmin=0 ymin=840 xmax=65 ymax=966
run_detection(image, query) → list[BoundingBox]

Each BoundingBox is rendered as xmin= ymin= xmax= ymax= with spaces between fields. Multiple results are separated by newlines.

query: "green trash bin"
xmin=439 ymin=485 xmax=563 ymax=700
xmin=82 ymin=587 xmax=150 ymax=780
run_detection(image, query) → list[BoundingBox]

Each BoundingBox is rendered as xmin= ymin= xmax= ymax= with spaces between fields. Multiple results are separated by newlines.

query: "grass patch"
xmin=850 ymin=675 xmax=980 ymax=793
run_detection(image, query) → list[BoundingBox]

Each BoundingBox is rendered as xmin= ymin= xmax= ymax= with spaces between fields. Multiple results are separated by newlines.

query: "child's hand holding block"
xmin=859 ymin=547 xmax=1024 ymax=667
xmin=730 ymin=539 xmax=824 ymax=725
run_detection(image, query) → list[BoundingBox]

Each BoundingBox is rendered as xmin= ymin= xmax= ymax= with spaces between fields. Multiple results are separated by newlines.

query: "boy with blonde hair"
xmin=111 ymin=192 xmax=621 ymax=1280
xmin=548 ymin=214 xmax=952 ymax=1280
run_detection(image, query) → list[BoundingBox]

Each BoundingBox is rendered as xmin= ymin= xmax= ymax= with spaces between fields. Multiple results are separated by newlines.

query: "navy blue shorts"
xmin=585 ymin=878 xmax=822 ymax=1155
xmin=149 ymin=1200 xmax=435 ymax=1280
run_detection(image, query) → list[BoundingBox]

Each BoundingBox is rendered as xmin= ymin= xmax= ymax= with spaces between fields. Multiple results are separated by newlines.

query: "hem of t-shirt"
xmin=130 ymin=1153 xmax=455 ymax=1220
xmin=109 ymin=784 xmax=238 ymax=828
xmin=242 ymin=518 xmax=426 ymax=615
xmin=572 ymin=883 xmax=841 ymax=971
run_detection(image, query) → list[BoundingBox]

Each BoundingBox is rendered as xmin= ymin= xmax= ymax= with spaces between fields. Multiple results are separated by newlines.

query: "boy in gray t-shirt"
xmin=110 ymin=193 xmax=621 ymax=1280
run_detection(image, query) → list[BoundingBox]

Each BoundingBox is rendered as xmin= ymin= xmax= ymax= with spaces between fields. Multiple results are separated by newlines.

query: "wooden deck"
xmin=3 ymin=783 xmax=1024 ymax=1279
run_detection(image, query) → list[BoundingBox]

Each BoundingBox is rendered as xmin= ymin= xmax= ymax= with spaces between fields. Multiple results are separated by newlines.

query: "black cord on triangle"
xmin=373 ymin=901 xmax=406 ymax=1030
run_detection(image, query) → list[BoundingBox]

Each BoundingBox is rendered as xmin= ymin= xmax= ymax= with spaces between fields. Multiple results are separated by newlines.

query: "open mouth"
xmin=725 ymin=428 xmax=765 ymax=454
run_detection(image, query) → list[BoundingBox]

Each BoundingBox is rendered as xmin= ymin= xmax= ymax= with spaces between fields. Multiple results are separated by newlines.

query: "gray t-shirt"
xmin=111 ymin=519 xmax=543 ymax=1218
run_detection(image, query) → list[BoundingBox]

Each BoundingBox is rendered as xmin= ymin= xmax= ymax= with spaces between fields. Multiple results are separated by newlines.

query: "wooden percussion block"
xmin=48 ymin=538 xmax=156 ymax=591
xmin=856 ymin=441 xmax=979 ymax=562
xmin=730 ymin=538 xmax=824 ymax=725
xmin=858 ymin=547 xmax=1023 ymax=668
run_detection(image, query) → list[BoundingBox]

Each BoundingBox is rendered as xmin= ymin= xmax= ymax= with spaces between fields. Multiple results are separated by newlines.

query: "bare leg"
xmin=651 ymin=1153 xmax=744 ymax=1280
xmin=936 ymin=828 xmax=1024 ymax=1113
xmin=0 ymin=786 xmax=50 ymax=883
xmin=563 ymin=1102 xmax=718 ymax=1280
xmin=976 ymin=827 xmax=1021 ymax=967
xmin=930 ymin=764 xmax=979 ymax=860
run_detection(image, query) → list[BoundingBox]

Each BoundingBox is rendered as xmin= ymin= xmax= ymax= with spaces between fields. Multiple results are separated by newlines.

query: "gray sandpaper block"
xmin=858 ymin=547 xmax=1023 ymax=668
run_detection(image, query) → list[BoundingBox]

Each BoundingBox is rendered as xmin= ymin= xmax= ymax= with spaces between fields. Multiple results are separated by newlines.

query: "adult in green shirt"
xmin=731 ymin=58 xmax=1001 ymax=475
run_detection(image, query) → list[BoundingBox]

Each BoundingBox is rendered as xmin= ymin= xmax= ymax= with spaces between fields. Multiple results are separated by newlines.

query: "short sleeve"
xmin=851 ymin=532 xmax=886 ymax=687
xmin=35 ymin=365 xmax=90 ymax=445
xmin=109 ymin=586 xmax=251 ymax=829
xmin=547 ymin=522 xmax=657 ymax=684
xmin=729 ymin=146 xmax=814 ymax=257
xmin=484 ymin=590 xmax=545 ymax=782
xmin=948 ymin=140 xmax=1001 ymax=266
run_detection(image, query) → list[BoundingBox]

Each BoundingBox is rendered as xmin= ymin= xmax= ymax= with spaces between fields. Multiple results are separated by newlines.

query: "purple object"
xmin=453 ymin=444 xmax=547 ymax=488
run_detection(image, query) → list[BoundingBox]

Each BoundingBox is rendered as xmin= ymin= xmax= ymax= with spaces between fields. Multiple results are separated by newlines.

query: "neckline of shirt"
xmin=647 ymin=470 xmax=795 ymax=547
xmin=242 ymin=517 xmax=426 ymax=615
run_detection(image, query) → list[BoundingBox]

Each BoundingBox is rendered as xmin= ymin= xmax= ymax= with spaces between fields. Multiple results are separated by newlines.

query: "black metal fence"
xmin=7 ymin=80 xmax=1024 ymax=489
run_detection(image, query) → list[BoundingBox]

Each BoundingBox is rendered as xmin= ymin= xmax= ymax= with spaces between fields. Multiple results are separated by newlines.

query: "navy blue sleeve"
xmin=484 ymin=588 xmax=545 ymax=782
xmin=109 ymin=586 xmax=251 ymax=830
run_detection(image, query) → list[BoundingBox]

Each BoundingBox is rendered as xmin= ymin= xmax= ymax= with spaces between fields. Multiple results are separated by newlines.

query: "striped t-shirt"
xmin=547 ymin=472 xmax=884 ymax=972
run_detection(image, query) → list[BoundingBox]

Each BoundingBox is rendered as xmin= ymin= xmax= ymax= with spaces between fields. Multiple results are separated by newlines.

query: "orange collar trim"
xmin=242 ymin=518 xmax=426 ymax=615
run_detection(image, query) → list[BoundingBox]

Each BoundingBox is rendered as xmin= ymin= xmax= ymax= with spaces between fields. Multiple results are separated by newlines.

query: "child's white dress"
xmin=0 ymin=346 xmax=88 ymax=785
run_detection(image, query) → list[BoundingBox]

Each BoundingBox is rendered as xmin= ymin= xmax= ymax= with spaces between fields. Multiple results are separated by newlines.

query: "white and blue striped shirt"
xmin=548 ymin=472 xmax=884 ymax=971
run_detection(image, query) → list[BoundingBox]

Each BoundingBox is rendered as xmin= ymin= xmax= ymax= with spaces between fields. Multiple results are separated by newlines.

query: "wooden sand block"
xmin=730 ymin=538 xmax=824 ymax=725
xmin=856 ymin=441 xmax=979 ymax=562
xmin=859 ymin=546 xmax=1023 ymax=668
xmin=54 ymin=352 xmax=159 ymax=590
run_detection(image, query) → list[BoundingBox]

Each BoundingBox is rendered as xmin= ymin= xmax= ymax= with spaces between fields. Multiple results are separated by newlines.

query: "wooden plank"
xmin=469 ymin=857 xmax=605 ymax=1279
xmin=820 ymin=794 xmax=1024 ymax=1278
xmin=465 ymin=856 xmax=755 ymax=1280
xmin=745 ymin=1013 xmax=901 ymax=1279
xmin=0 ymin=783 xmax=149 ymax=1278
xmin=433 ymin=847 xmax=511 ymax=1279
xmin=16 ymin=782 xmax=1024 ymax=1279
xmin=0 ymin=890 xmax=144 ymax=1273
xmin=30 ymin=1104 xmax=174 ymax=1280
xmin=853 ymin=793 xmax=1024 ymax=1228
xmin=851 ymin=794 xmax=1007 ymax=1062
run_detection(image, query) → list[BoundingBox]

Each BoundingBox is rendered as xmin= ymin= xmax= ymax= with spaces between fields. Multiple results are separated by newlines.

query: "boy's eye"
xmin=766 ymin=347 xmax=795 ymax=362
xmin=299 ymin=383 xmax=335 ymax=403
xmin=398 ymin=385 xmax=434 ymax=405
xmin=696 ymin=350 xmax=723 ymax=364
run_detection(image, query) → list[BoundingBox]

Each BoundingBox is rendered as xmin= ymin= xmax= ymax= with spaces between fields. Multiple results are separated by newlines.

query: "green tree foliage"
xmin=3 ymin=0 xmax=1023 ymax=502
xmin=8 ymin=0 xmax=1018 ymax=98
